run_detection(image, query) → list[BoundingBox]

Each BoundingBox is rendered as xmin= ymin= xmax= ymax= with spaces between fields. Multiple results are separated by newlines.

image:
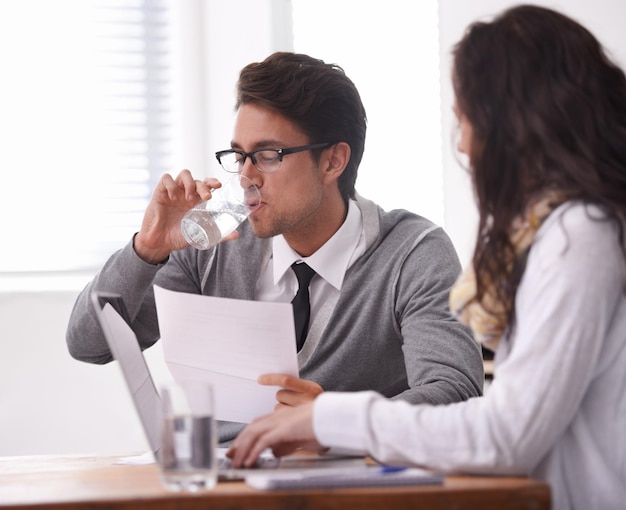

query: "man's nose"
xmin=239 ymin=156 xmax=261 ymax=188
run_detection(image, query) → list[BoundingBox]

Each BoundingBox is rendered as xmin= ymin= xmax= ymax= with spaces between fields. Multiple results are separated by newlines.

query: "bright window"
xmin=0 ymin=0 xmax=443 ymax=290
xmin=0 ymin=0 xmax=178 ymax=277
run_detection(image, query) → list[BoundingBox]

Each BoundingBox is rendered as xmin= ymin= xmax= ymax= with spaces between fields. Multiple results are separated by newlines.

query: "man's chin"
xmin=249 ymin=219 xmax=275 ymax=239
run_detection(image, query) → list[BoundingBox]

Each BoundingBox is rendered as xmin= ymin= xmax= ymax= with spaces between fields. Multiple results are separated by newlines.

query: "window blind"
xmin=0 ymin=0 xmax=176 ymax=274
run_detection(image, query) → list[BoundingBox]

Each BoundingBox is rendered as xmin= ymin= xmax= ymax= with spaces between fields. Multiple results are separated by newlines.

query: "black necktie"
xmin=291 ymin=262 xmax=316 ymax=352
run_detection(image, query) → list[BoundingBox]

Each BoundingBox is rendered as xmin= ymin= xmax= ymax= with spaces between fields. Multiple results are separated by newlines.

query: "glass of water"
xmin=158 ymin=381 xmax=217 ymax=492
xmin=180 ymin=174 xmax=261 ymax=250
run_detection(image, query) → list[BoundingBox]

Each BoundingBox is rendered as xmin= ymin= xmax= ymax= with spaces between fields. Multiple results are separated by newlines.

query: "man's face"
xmin=230 ymin=103 xmax=327 ymax=240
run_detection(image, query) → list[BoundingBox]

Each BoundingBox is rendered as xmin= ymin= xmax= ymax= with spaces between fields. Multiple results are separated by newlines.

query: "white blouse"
xmin=313 ymin=202 xmax=626 ymax=510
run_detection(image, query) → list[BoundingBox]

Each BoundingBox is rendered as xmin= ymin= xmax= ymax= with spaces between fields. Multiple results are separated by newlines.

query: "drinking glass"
xmin=180 ymin=174 xmax=260 ymax=250
xmin=158 ymin=381 xmax=217 ymax=492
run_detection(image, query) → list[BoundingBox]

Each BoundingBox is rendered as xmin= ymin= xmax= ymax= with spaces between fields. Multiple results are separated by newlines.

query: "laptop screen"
xmin=91 ymin=292 xmax=161 ymax=455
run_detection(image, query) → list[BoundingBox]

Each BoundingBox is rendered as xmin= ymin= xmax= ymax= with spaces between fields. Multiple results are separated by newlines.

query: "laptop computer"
xmin=90 ymin=291 xmax=367 ymax=481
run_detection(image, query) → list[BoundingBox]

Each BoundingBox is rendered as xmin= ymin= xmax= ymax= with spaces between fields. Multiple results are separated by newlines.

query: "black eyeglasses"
xmin=215 ymin=142 xmax=333 ymax=173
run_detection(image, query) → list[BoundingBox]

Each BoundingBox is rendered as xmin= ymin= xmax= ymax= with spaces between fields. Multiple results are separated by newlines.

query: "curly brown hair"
xmin=452 ymin=5 xmax=626 ymax=324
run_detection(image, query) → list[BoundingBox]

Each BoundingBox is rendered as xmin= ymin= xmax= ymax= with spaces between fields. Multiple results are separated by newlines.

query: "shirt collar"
xmin=272 ymin=200 xmax=363 ymax=290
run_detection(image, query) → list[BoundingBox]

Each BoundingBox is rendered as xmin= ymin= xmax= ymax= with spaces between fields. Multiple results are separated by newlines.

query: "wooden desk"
xmin=0 ymin=454 xmax=550 ymax=510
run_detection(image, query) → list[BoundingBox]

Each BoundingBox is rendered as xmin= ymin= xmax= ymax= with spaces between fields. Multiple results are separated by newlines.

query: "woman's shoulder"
xmin=541 ymin=200 xmax=620 ymax=240
xmin=533 ymin=200 xmax=625 ymax=271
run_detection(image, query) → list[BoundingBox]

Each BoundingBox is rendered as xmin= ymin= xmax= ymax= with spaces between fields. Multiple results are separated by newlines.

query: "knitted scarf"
xmin=449 ymin=193 xmax=562 ymax=351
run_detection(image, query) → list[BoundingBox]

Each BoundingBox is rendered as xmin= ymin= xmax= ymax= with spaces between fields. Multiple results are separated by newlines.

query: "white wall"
xmin=0 ymin=292 xmax=168 ymax=455
xmin=292 ymin=1 xmax=444 ymax=225
xmin=2 ymin=0 xmax=625 ymax=456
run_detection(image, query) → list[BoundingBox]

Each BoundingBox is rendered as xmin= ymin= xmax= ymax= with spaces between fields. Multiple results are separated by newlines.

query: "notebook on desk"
xmin=90 ymin=291 xmax=368 ymax=481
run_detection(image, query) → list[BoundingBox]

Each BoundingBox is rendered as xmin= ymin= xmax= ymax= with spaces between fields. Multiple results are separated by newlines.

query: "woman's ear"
xmin=322 ymin=142 xmax=351 ymax=183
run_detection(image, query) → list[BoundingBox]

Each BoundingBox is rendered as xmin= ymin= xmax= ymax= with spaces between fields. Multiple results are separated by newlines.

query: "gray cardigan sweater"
xmin=67 ymin=195 xmax=483 ymax=442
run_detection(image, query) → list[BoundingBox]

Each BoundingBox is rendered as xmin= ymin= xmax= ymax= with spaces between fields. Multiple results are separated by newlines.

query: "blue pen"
xmin=379 ymin=465 xmax=407 ymax=474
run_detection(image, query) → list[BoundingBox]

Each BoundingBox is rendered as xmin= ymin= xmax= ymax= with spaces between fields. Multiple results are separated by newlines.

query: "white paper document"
xmin=153 ymin=285 xmax=299 ymax=424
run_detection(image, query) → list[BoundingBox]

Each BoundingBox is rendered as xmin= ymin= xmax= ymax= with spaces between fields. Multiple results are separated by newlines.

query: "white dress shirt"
xmin=255 ymin=199 xmax=366 ymax=326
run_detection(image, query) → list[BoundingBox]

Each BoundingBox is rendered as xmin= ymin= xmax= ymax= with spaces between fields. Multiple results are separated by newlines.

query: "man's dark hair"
xmin=236 ymin=52 xmax=367 ymax=202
